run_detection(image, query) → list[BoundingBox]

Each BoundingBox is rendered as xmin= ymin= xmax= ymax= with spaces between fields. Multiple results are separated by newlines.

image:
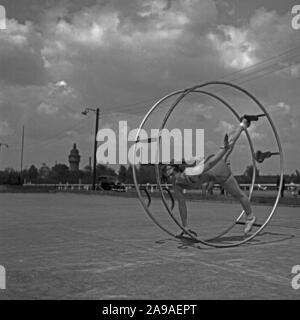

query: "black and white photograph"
xmin=0 ymin=0 xmax=300 ymax=305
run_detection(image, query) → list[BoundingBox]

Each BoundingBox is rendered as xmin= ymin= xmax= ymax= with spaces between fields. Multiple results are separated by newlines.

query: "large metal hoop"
xmin=132 ymin=88 xmax=256 ymax=245
xmin=155 ymin=81 xmax=283 ymax=247
xmin=133 ymin=81 xmax=284 ymax=248
xmin=156 ymin=89 xmax=258 ymax=243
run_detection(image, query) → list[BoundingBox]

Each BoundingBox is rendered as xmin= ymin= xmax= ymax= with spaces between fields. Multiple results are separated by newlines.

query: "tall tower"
xmin=68 ymin=143 xmax=80 ymax=172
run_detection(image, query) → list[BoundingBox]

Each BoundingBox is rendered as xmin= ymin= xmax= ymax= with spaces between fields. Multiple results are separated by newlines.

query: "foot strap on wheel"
xmin=236 ymin=221 xmax=262 ymax=228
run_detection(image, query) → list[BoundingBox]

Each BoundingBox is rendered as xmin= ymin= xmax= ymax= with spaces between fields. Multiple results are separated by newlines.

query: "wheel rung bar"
xmin=242 ymin=113 xmax=266 ymax=122
xmin=135 ymin=137 xmax=158 ymax=144
xmin=235 ymin=221 xmax=263 ymax=227
xmin=250 ymin=113 xmax=266 ymax=118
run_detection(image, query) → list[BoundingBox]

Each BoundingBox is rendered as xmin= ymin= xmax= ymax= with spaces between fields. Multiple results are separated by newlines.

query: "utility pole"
xmin=93 ymin=108 xmax=100 ymax=190
xmin=20 ymin=125 xmax=25 ymax=185
xmin=89 ymin=156 xmax=92 ymax=176
xmin=20 ymin=125 xmax=25 ymax=173
xmin=0 ymin=143 xmax=9 ymax=170
xmin=82 ymin=107 xmax=100 ymax=191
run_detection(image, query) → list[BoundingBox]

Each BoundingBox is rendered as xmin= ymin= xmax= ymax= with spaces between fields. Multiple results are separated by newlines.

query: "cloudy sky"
xmin=0 ymin=0 xmax=300 ymax=175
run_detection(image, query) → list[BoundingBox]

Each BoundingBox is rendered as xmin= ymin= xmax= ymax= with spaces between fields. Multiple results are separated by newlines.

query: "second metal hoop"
xmin=133 ymin=81 xmax=283 ymax=248
xmin=133 ymin=88 xmax=256 ymax=244
xmin=156 ymin=89 xmax=257 ymax=243
xmin=155 ymin=81 xmax=283 ymax=247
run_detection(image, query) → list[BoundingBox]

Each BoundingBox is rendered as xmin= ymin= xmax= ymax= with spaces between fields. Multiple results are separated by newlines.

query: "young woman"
xmin=166 ymin=116 xmax=256 ymax=237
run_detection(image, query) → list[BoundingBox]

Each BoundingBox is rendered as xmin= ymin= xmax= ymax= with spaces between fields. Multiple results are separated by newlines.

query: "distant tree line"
xmin=0 ymin=163 xmax=117 ymax=185
xmin=1 ymin=163 xmax=299 ymax=186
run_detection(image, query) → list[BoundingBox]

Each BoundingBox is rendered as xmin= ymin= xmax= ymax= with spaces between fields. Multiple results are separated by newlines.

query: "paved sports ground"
xmin=0 ymin=193 xmax=299 ymax=299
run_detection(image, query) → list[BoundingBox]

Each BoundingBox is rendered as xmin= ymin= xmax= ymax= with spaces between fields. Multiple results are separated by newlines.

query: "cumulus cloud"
xmin=208 ymin=7 xmax=300 ymax=75
xmin=268 ymin=102 xmax=291 ymax=114
xmin=0 ymin=19 xmax=49 ymax=86
xmin=190 ymin=103 xmax=214 ymax=119
xmin=35 ymin=81 xmax=77 ymax=116
xmin=37 ymin=102 xmax=59 ymax=115
xmin=267 ymin=101 xmax=300 ymax=145
xmin=42 ymin=0 xmax=216 ymax=53
xmin=208 ymin=25 xmax=258 ymax=69
xmin=36 ymin=0 xmax=221 ymax=114
xmin=215 ymin=120 xmax=235 ymax=134
xmin=247 ymin=123 xmax=265 ymax=141
xmin=0 ymin=121 xmax=13 ymax=136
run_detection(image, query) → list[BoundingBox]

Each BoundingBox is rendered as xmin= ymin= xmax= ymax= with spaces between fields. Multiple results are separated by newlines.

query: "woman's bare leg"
xmin=223 ymin=175 xmax=252 ymax=217
xmin=173 ymin=182 xmax=198 ymax=236
xmin=223 ymin=175 xmax=256 ymax=234
xmin=173 ymin=184 xmax=188 ymax=228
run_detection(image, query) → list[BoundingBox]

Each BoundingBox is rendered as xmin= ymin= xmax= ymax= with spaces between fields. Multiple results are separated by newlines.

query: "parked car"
xmin=112 ymin=183 xmax=127 ymax=192
xmin=98 ymin=176 xmax=116 ymax=191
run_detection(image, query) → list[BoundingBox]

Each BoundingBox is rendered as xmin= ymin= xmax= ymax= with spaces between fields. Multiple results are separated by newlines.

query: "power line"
xmin=218 ymin=45 xmax=300 ymax=81
xmin=102 ymin=45 xmax=300 ymax=116
xmin=239 ymin=58 xmax=300 ymax=85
